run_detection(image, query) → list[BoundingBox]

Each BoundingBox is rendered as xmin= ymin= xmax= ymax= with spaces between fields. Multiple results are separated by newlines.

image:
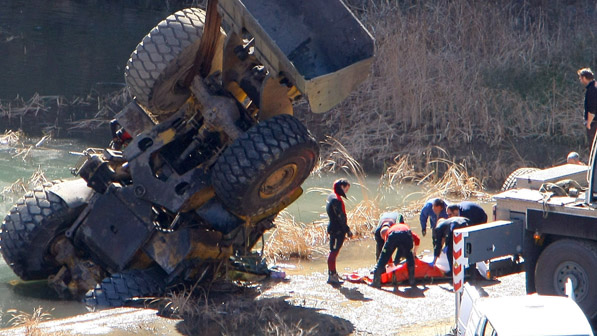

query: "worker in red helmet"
xmin=371 ymin=221 xmax=420 ymax=288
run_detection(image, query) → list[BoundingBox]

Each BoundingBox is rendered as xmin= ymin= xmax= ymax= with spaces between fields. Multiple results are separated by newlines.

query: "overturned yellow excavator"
xmin=0 ymin=0 xmax=374 ymax=307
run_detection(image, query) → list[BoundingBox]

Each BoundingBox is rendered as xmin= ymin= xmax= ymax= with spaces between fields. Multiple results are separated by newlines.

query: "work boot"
xmin=408 ymin=266 xmax=416 ymax=288
xmin=370 ymin=270 xmax=382 ymax=288
xmin=327 ymin=272 xmax=344 ymax=285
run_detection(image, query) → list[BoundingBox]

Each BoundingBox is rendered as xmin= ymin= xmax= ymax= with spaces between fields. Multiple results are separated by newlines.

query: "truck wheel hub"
xmin=259 ymin=163 xmax=297 ymax=199
xmin=555 ymin=261 xmax=588 ymax=302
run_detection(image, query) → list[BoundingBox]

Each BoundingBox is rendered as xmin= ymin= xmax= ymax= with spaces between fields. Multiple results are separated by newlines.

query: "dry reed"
xmin=0 ymin=130 xmax=23 ymax=147
xmin=264 ymin=210 xmax=328 ymax=262
xmin=3 ymin=307 xmax=53 ymax=336
xmin=165 ymin=291 xmax=318 ymax=336
xmin=267 ymin=140 xmax=489 ymax=261
xmin=266 ymin=137 xmax=383 ymax=261
xmin=425 ymin=158 xmax=490 ymax=200
xmin=301 ymin=0 xmax=597 ymax=188
xmin=381 ymin=155 xmax=426 ymax=188
xmin=0 ymin=167 xmax=48 ymax=202
xmin=0 ymin=87 xmax=131 ymax=135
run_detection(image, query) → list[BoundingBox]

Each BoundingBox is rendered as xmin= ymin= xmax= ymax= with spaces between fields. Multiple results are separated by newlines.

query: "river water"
xmin=0 ymin=139 xmax=101 ymax=321
xmin=0 ymin=137 xmax=496 ymax=324
xmin=0 ymin=0 xmax=192 ymax=100
xmin=0 ymin=1 xmax=200 ymax=320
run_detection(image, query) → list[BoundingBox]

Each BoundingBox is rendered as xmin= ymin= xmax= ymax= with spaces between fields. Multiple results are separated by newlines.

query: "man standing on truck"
xmin=419 ymin=198 xmax=448 ymax=237
xmin=577 ymin=68 xmax=597 ymax=149
xmin=431 ymin=216 xmax=470 ymax=275
xmin=446 ymin=201 xmax=487 ymax=225
xmin=371 ymin=221 xmax=420 ymax=288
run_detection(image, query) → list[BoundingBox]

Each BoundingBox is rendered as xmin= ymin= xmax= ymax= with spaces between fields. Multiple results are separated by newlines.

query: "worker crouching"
xmin=371 ymin=222 xmax=420 ymax=288
xmin=431 ymin=216 xmax=470 ymax=276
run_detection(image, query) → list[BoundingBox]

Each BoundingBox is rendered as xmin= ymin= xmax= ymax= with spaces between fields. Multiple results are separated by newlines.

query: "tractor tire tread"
xmin=85 ymin=268 xmax=166 ymax=308
xmin=212 ymin=114 xmax=318 ymax=216
xmin=0 ymin=181 xmax=70 ymax=280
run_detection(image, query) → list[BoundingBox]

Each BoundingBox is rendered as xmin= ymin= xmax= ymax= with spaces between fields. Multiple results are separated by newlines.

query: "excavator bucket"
xmin=218 ymin=0 xmax=375 ymax=113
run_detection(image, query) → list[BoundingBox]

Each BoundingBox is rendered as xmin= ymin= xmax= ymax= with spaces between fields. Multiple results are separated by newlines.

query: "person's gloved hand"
xmin=422 ymin=229 xmax=427 ymax=237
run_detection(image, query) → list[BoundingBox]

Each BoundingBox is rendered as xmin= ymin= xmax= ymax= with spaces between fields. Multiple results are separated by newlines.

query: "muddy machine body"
xmin=0 ymin=0 xmax=374 ymax=306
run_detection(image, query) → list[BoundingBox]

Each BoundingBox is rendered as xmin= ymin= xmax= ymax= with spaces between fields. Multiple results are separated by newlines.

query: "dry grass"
xmin=0 ymin=94 xmax=57 ymax=119
xmin=268 ymin=138 xmax=488 ymax=261
xmin=301 ymin=0 xmax=597 ymax=188
xmin=165 ymin=290 xmax=320 ymax=336
xmin=68 ymin=87 xmax=131 ymax=130
xmin=381 ymin=155 xmax=426 ymax=188
xmin=0 ymin=88 xmax=131 ymax=136
xmin=1 ymin=1 xmax=594 ymax=188
xmin=2 ymin=307 xmax=54 ymax=336
xmin=264 ymin=210 xmax=328 ymax=262
xmin=266 ymin=137 xmax=385 ymax=261
xmin=0 ymin=167 xmax=49 ymax=202
xmin=347 ymin=198 xmax=381 ymax=238
xmin=0 ymin=129 xmax=23 ymax=147
xmin=424 ymin=158 xmax=490 ymax=200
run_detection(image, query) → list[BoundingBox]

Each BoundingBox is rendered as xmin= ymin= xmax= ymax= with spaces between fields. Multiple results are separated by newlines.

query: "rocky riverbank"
xmin=0 ymin=271 xmax=527 ymax=336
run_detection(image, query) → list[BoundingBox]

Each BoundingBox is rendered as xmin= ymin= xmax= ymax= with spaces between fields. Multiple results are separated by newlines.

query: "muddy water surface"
xmin=0 ymin=139 xmax=98 ymax=321
xmin=0 ymin=0 xmax=185 ymax=99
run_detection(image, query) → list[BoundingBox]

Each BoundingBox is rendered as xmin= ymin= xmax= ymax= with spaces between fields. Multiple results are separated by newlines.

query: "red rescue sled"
xmin=381 ymin=258 xmax=446 ymax=283
xmin=344 ymin=258 xmax=447 ymax=285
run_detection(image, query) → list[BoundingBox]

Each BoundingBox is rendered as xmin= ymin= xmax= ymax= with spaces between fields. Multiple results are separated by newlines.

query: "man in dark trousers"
xmin=371 ymin=222 xmax=420 ymax=288
xmin=578 ymin=68 xmax=597 ymax=149
xmin=326 ymin=179 xmax=352 ymax=285
xmin=419 ymin=198 xmax=448 ymax=237
xmin=446 ymin=201 xmax=487 ymax=225
xmin=431 ymin=216 xmax=470 ymax=276
xmin=374 ymin=211 xmax=405 ymax=260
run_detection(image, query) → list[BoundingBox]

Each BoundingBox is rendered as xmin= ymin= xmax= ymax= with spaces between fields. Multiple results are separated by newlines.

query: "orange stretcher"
xmin=344 ymin=258 xmax=447 ymax=285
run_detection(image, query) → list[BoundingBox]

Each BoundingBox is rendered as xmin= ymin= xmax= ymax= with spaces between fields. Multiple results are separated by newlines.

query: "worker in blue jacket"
xmin=447 ymin=201 xmax=487 ymax=225
xmin=419 ymin=198 xmax=448 ymax=237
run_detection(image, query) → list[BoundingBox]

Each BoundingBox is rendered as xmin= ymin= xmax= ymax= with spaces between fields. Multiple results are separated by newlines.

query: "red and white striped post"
xmin=453 ymin=228 xmax=468 ymax=324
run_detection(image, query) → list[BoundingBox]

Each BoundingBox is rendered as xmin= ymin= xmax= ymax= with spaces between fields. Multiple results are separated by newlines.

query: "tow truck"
xmin=452 ymin=159 xmax=597 ymax=320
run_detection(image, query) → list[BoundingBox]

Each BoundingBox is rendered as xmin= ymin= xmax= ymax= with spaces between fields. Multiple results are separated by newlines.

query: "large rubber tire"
xmin=211 ymin=114 xmax=319 ymax=216
xmin=0 ymin=183 xmax=84 ymax=280
xmin=535 ymin=239 xmax=597 ymax=318
xmin=500 ymin=167 xmax=540 ymax=191
xmin=125 ymin=8 xmax=222 ymax=116
xmin=84 ymin=268 xmax=167 ymax=308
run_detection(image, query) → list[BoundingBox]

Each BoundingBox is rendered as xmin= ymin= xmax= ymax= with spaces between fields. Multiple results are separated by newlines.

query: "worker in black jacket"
xmin=431 ymin=216 xmax=470 ymax=275
xmin=578 ymin=68 xmax=597 ymax=149
xmin=446 ymin=201 xmax=487 ymax=225
xmin=326 ymin=178 xmax=352 ymax=285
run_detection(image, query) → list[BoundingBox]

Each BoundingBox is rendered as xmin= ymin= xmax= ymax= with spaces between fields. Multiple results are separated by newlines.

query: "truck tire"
xmin=535 ymin=239 xmax=597 ymax=318
xmin=0 ymin=182 xmax=85 ymax=280
xmin=124 ymin=8 xmax=223 ymax=116
xmin=211 ymin=114 xmax=319 ymax=216
xmin=500 ymin=167 xmax=539 ymax=191
xmin=84 ymin=268 xmax=166 ymax=308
